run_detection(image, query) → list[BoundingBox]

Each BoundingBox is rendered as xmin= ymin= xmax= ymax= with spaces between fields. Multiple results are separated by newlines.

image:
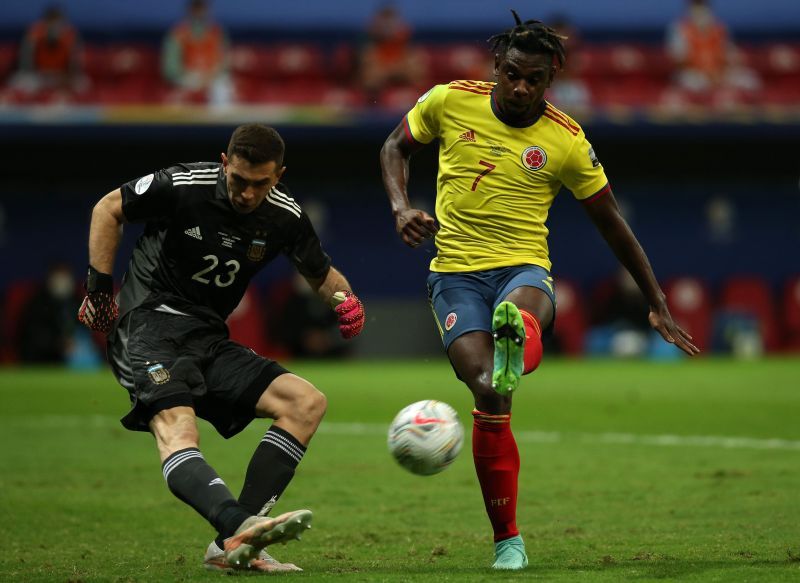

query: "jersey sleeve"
xmin=284 ymin=212 xmax=332 ymax=280
xmin=120 ymin=168 xmax=178 ymax=222
xmin=559 ymin=133 xmax=610 ymax=201
xmin=404 ymin=84 xmax=447 ymax=144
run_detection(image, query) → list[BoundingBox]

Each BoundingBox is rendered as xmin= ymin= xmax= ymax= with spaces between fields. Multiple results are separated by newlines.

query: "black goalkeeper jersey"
xmin=116 ymin=162 xmax=331 ymax=323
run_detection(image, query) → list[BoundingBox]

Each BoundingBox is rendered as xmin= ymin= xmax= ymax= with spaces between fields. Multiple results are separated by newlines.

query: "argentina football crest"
xmin=247 ymin=231 xmax=267 ymax=261
xmin=146 ymin=363 xmax=170 ymax=385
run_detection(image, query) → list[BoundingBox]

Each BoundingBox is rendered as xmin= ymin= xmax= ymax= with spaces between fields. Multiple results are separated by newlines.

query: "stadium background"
xmin=0 ymin=0 xmax=798 ymax=360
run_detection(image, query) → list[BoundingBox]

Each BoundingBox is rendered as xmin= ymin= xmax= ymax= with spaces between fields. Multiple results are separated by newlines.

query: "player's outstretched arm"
xmin=582 ymin=190 xmax=700 ymax=356
xmin=78 ymin=189 xmax=126 ymax=334
xmin=380 ymin=122 xmax=438 ymax=248
xmin=305 ymin=267 xmax=364 ymax=339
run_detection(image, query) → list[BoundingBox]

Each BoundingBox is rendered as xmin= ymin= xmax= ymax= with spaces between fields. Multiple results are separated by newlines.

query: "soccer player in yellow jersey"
xmin=380 ymin=11 xmax=699 ymax=571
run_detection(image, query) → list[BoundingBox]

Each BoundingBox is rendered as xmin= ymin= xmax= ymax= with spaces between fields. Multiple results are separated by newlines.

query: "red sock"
xmin=472 ymin=410 xmax=520 ymax=542
xmin=519 ymin=309 xmax=543 ymax=374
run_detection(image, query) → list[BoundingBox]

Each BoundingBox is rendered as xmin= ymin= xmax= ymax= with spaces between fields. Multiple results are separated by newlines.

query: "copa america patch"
xmin=147 ymin=363 xmax=170 ymax=385
xmin=134 ymin=173 xmax=154 ymax=194
xmin=417 ymin=87 xmax=433 ymax=103
xmin=521 ymin=146 xmax=547 ymax=171
xmin=445 ymin=312 xmax=457 ymax=331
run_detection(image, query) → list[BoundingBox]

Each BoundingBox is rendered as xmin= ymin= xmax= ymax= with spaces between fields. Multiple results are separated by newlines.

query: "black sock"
xmin=162 ymin=447 xmax=250 ymax=540
xmin=214 ymin=426 xmax=306 ymax=548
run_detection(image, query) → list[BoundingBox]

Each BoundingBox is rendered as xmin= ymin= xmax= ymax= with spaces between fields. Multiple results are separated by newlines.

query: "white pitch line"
xmin=317 ymin=423 xmax=800 ymax=451
xmin=4 ymin=416 xmax=800 ymax=451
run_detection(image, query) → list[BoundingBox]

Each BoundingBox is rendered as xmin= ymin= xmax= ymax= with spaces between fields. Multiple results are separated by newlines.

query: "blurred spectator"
xmin=16 ymin=262 xmax=80 ymax=363
xmin=546 ymin=14 xmax=591 ymax=112
xmin=161 ymin=0 xmax=234 ymax=106
xmin=359 ymin=4 xmax=427 ymax=99
xmin=271 ymin=274 xmax=351 ymax=359
xmin=10 ymin=4 xmax=87 ymax=99
xmin=665 ymin=0 xmax=760 ymax=106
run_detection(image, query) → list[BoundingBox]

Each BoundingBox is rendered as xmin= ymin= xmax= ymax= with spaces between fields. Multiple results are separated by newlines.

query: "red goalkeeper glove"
xmin=332 ymin=291 xmax=364 ymax=339
xmin=77 ymin=265 xmax=118 ymax=334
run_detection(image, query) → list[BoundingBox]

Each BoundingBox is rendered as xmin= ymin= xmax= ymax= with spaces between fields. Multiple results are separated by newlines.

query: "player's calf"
xmin=518 ymin=309 xmax=543 ymax=374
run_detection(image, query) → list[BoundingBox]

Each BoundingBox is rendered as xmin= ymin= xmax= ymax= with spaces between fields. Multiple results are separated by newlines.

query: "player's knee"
xmin=150 ymin=409 xmax=200 ymax=459
xmin=290 ymin=382 xmax=327 ymax=426
xmin=463 ymin=370 xmax=510 ymax=412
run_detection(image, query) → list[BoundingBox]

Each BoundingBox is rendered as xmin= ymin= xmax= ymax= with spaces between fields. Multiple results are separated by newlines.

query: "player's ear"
xmin=220 ymin=152 xmax=228 ymax=168
xmin=276 ymin=166 xmax=286 ymax=181
xmin=545 ymin=65 xmax=557 ymax=88
xmin=493 ymin=54 xmax=501 ymax=76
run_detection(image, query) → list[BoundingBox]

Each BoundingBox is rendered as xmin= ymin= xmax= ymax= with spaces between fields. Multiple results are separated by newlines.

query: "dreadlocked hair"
xmin=488 ymin=9 xmax=567 ymax=70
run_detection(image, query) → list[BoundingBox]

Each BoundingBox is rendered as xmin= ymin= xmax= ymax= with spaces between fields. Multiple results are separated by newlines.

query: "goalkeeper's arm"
xmin=88 ymin=189 xmax=125 ymax=276
xmin=78 ymin=189 xmax=126 ymax=333
xmin=304 ymin=267 xmax=365 ymax=339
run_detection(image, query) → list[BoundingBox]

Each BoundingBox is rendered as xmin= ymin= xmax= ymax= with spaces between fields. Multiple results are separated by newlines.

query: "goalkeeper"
xmin=78 ymin=123 xmax=364 ymax=573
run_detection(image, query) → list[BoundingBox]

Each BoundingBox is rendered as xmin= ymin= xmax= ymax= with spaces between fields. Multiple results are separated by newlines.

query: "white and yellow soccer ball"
xmin=387 ymin=400 xmax=464 ymax=476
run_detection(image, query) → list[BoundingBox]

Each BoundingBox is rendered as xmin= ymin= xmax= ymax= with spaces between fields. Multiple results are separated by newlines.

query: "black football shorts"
xmin=107 ymin=307 xmax=289 ymax=438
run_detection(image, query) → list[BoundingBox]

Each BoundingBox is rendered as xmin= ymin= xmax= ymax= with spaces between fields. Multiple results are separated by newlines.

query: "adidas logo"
xmin=458 ymin=129 xmax=476 ymax=142
xmin=184 ymin=226 xmax=202 ymax=240
xmin=208 ymin=478 xmax=226 ymax=487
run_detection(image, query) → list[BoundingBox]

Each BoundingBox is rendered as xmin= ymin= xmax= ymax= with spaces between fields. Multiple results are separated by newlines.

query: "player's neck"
xmin=490 ymin=89 xmax=546 ymax=128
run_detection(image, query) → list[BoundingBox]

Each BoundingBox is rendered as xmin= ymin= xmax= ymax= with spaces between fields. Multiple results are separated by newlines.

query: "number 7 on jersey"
xmin=471 ymin=160 xmax=496 ymax=191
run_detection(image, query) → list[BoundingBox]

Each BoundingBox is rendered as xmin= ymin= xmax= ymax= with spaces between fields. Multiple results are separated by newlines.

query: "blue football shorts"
xmin=426 ymin=264 xmax=557 ymax=351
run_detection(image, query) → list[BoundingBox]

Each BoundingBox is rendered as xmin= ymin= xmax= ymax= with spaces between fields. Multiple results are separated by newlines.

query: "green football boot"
xmin=492 ymin=535 xmax=528 ymax=570
xmin=491 ymin=301 xmax=526 ymax=396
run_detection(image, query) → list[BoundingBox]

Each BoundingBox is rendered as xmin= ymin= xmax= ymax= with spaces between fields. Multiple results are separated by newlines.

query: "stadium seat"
xmin=273 ymin=43 xmax=325 ymax=82
xmin=664 ymin=277 xmax=712 ymax=352
xmin=577 ymin=43 xmax=671 ymax=107
xmin=424 ymin=43 xmax=493 ymax=84
xmin=226 ymin=287 xmax=285 ymax=360
xmin=780 ymin=276 xmax=800 ymax=351
xmin=0 ymin=43 xmax=18 ymax=82
xmin=84 ymin=44 xmax=159 ymax=83
xmin=230 ymin=44 xmax=273 ymax=80
xmin=553 ymin=279 xmax=587 ymax=355
xmin=0 ymin=281 xmax=38 ymax=363
xmin=743 ymin=43 xmax=800 ymax=81
xmin=242 ymin=80 xmax=335 ymax=105
xmin=378 ymin=85 xmax=427 ymax=111
xmin=719 ymin=276 xmax=779 ymax=352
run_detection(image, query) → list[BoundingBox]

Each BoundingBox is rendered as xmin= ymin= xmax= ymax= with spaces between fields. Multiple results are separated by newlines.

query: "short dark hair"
xmin=227 ymin=124 xmax=285 ymax=166
xmin=489 ymin=10 xmax=567 ymax=70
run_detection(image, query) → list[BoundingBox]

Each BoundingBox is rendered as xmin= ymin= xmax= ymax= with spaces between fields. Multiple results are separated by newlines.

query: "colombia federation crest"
xmin=521 ymin=146 xmax=547 ymax=171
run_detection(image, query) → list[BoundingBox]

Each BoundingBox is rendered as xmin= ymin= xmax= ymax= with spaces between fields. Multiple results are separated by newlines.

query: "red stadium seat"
xmin=0 ymin=43 xmax=18 ymax=82
xmin=329 ymin=43 xmax=357 ymax=83
xmin=230 ymin=44 xmax=273 ymax=79
xmin=242 ymin=80 xmax=334 ymax=105
xmin=84 ymin=44 xmax=159 ymax=83
xmin=379 ymin=85 xmax=427 ymax=111
xmin=780 ymin=276 xmax=800 ymax=351
xmin=424 ymin=43 xmax=493 ymax=84
xmin=719 ymin=276 xmax=779 ymax=352
xmin=0 ymin=281 xmax=38 ymax=363
xmin=226 ymin=287 xmax=285 ymax=360
xmin=273 ymin=43 xmax=325 ymax=82
xmin=742 ymin=43 xmax=800 ymax=80
xmin=664 ymin=277 xmax=712 ymax=352
xmin=553 ymin=279 xmax=586 ymax=355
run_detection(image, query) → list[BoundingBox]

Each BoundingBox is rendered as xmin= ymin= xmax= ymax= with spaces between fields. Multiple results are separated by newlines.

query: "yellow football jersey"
xmin=404 ymin=80 xmax=609 ymax=273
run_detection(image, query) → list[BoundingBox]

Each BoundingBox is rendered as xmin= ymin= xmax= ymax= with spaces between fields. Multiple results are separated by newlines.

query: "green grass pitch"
xmin=1 ymin=358 xmax=799 ymax=581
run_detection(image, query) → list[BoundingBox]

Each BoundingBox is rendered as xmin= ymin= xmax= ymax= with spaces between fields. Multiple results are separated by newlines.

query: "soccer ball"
xmin=387 ymin=400 xmax=464 ymax=476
